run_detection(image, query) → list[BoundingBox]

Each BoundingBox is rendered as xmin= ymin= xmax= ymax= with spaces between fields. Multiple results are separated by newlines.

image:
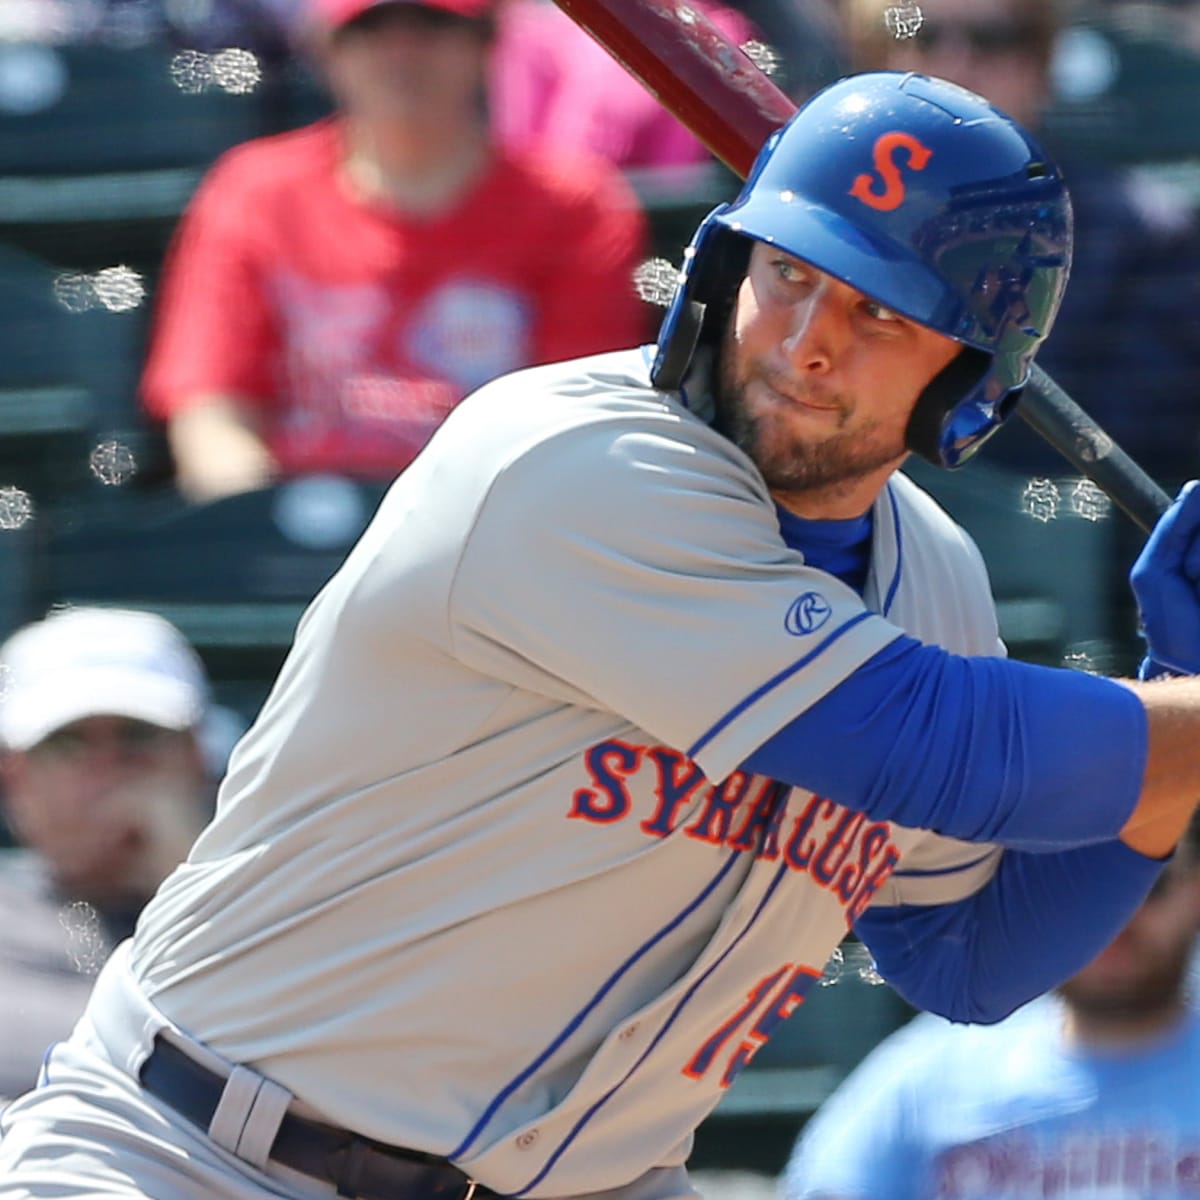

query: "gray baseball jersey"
xmin=65 ymin=349 xmax=1003 ymax=1195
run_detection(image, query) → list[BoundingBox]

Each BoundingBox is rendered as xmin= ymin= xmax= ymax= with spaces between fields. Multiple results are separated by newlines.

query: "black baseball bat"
xmin=1022 ymin=366 xmax=1170 ymax=531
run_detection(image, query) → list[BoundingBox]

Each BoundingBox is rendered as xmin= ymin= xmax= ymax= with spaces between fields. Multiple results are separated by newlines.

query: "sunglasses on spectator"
xmin=915 ymin=19 xmax=1041 ymax=56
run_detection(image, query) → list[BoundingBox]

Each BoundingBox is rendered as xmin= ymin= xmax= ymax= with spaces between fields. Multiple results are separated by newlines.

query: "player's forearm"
xmin=1119 ymin=676 xmax=1200 ymax=858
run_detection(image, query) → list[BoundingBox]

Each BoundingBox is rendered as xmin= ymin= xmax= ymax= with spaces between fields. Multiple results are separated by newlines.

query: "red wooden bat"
xmin=550 ymin=0 xmax=1171 ymax=532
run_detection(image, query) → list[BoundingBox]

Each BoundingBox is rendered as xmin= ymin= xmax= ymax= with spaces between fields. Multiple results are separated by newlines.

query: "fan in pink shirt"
xmin=489 ymin=0 xmax=759 ymax=170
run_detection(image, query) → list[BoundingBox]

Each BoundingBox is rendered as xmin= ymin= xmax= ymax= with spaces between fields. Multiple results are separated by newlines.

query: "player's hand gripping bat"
xmin=549 ymin=0 xmax=1172 ymax=533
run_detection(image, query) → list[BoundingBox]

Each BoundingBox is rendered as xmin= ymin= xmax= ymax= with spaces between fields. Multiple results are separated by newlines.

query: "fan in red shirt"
xmin=141 ymin=0 xmax=652 ymax=501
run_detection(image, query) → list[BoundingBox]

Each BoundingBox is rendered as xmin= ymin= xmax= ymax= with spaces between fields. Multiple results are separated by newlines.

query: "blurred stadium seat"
xmin=627 ymin=162 xmax=740 ymax=266
xmin=0 ymin=40 xmax=271 ymax=268
xmin=0 ymin=41 xmax=266 ymax=175
xmin=0 ymin=242 xmax=99 ymax=497
xmin=36 ymin=476 xmax=387 ymax=717
xmin=1045 ymin=10 xmax=1200 ymax=168
xmin=903 ymin=456 xmax=1127 ymax=670
xmin=0 ymin=240 xmax=171 ymax=495
xmin=272 ymin=56 xmax=334 ymax=130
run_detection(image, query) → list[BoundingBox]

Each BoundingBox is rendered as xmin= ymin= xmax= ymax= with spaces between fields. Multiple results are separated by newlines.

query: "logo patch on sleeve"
xmin=785 ymin=592 xmax=833 ymax=636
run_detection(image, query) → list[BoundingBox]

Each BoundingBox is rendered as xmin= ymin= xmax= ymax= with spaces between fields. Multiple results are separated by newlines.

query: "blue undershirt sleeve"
xmin=852 ymin=839 xmax=1165 ymax=1023
xmin=742 ymin=636 xmax=1147 ymax=850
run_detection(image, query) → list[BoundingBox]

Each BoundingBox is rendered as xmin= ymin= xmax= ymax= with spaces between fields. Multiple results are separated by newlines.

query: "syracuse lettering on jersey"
xmin=567 ymin=738 xmax=900 ymax=924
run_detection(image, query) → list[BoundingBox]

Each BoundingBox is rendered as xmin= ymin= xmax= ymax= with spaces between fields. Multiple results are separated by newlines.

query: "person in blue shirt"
xmin=782 ymin=812 xmax=1200 ymax=1200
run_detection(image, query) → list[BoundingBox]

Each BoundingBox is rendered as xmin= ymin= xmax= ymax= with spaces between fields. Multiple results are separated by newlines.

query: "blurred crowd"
xmin=783 ymin=808 xmax=1200 ymax=1199
xmin=5 ymin=0 xmax=1200 ymax=1185
xmin=6 ymin=0 xmax=1199 ymax=504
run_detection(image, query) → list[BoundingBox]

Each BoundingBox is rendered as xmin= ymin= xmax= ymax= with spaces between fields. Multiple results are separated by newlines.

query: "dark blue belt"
xmin=139 ymin=1036 xmax=495 ymax=1200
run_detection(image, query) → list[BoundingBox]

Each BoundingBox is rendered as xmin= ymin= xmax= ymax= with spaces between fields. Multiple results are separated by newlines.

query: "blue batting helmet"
xmin=651 ymin=71 xmax=1073 ymax=468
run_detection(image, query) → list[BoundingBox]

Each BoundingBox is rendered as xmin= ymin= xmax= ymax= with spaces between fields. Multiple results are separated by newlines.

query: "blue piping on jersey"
xmin=448 ymin=846 xmax=747 ymax=1163
xmin=687 ymin=611 xmax=876 ymax=761
xmin=37 ymin=1042 xmax=57 ymax=1088
xmin=513 ymin=859 xmax=794 ymax=1196
xmin=887 ymin=849 xmax=996 ymax=880
xmin=640 ymin=344 xmax=661 ymax=390
xmin=880 ymin=484 xmax=903 ymax=619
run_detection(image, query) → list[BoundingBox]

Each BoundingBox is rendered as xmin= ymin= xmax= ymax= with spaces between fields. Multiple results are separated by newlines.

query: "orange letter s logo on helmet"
xmin=848 ymin=132 xmax=934 ymax=212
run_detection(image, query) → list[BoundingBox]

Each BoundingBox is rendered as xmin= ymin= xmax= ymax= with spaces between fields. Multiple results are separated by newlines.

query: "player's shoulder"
xmin=436 ymin=347 xmax=761 ymax=498
xmin=381 ymin=346 xmax=772 ymax=573
xmin=466 ymin=346 xmax=666 ymax=416
xmin=481 ymin=346 xmax=751 ymax=441
xmin=456 ymin=347 xmax=705 ymax=448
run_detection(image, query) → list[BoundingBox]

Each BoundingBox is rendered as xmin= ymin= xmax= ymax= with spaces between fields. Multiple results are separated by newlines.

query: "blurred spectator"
xmin=842 ymin=0 xmax=1200 ymax=488
xmin=1090 ymin=0 xmax=1200 ymax=52
xmin=488 ymin=0 xmax=759 ymax=171
xmin=0 ymin=607 xmax=215 ymax=1106
xmin=140 ymin=0 xmax=651 ymax=502
xmin=730 ymin=0 xmax=843 ymax=98
xmin=780 ymin=812 xmax=1200 ymax=1199
xmin=844 ymin=0 xmax=1055 ymax=129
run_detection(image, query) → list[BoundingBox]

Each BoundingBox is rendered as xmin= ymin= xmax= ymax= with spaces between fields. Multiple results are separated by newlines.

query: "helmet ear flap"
xmin=652 ymin=223 xmax=754 ymax=393
xmin=905 ymin=348 xmax=991 ymax=466
xmin=651 ymin=300 xmax=704 ymax=393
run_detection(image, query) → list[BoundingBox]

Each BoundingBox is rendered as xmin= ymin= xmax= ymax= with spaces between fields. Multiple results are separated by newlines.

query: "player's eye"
xmin=771 ymin=257 xmax=812 ymax=285
xmin=862 ymin=299 xmax=903 ymax=323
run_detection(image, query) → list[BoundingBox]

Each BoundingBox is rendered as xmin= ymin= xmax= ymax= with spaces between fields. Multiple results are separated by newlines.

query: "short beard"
xmin=713 ymin=330 xmax=907 ymax=496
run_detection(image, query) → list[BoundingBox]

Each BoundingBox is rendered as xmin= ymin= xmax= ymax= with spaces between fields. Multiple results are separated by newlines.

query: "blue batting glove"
xmin=1130 ymin=480 xmax=1200 ymax=677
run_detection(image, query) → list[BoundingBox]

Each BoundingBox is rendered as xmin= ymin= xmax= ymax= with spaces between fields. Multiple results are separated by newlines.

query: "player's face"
xmin=715 ymin=243 xmax=961 ymax=518
xmin=1059 ymin=862 xmax=1200 ymax=1027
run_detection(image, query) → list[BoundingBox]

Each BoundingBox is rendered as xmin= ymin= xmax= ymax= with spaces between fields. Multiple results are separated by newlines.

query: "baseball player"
xmin=5 ymin=71 xmax=1200 ymax=1200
